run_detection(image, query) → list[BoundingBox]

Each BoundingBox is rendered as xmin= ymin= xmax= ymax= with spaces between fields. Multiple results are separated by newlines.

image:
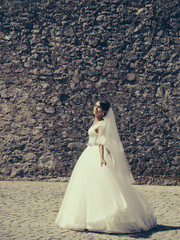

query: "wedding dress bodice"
xmin=88 ymin=125 xmax=98 ymax=145
xmin=88 ymin=121 xmax=106 ymax=146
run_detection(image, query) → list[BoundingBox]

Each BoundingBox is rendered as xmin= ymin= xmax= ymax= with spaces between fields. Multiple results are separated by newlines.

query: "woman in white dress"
xmin=55 ymin=100 xmax=157 ymax=233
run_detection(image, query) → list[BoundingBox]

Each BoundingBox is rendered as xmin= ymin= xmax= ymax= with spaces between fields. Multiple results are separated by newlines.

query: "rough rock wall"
xmin=0 ymin=0 xmax=179 ymax=184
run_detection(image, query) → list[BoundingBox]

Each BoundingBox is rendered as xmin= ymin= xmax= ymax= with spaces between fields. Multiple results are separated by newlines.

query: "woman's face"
xmin=93 ymin=101 xmax=104 ymax=118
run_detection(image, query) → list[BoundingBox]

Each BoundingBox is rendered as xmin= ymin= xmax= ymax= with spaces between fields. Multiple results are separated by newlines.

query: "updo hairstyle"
xmin=99 ymin=100 xmax=110 ymax=116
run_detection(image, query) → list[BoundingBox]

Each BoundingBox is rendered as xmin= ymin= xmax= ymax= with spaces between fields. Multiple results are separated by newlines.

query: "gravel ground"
xmin=0 ymin=181 xmax=179 ymax=240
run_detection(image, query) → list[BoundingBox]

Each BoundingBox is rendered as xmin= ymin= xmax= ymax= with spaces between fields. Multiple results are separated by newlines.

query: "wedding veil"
xmin=103 ymin=108 xmax=135 ymax=184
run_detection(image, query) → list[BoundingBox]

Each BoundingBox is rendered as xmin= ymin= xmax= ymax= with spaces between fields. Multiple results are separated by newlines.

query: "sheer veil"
xmin=103 ymin=108 xmax=135 ymax=184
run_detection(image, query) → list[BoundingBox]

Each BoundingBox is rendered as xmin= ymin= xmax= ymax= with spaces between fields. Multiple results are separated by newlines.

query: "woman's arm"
xmin=98 ymin=144 xmax=107 ymax=167
xmin=96 ymin=125 xmax=107 ymax=167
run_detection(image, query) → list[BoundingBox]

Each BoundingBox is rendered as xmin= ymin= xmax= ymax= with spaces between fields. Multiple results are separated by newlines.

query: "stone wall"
xmin=0 ymin=0 xmax=179 ymax=185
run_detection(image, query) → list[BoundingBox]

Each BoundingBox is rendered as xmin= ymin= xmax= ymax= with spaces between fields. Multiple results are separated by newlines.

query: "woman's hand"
xmin=101 ymin=158 xmax=107 ymax=167
xmin=98 ymin=144 xmax=106 ymax=166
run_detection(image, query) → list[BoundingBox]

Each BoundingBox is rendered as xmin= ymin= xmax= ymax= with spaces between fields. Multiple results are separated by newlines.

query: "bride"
xmin=55 ymin=100 xmax=157 ymax=233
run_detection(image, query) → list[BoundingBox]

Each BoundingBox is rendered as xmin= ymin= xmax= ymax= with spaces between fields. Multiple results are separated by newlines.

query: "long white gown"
xmin=55 ymin=121 xmax=157 ymax=233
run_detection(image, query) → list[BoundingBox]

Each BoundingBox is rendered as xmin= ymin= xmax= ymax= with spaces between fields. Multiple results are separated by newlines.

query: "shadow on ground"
xmin=84 ymin=225 xmax=180 ymax=238
xmin=127 ymin=225 xmax=180 ymax=239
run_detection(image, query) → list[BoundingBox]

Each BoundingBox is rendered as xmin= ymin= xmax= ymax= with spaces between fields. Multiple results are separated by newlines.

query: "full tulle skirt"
xmin=55 ymin=146 xmax=157 ymax=233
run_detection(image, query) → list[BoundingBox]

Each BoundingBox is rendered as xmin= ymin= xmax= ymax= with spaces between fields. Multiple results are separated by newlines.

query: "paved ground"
xmin=0 ymin=181 xmax=179 ymax=240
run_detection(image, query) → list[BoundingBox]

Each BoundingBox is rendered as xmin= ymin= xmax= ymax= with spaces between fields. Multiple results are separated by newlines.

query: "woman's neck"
xmin=94 ymin=116 xmax=103 ymax=123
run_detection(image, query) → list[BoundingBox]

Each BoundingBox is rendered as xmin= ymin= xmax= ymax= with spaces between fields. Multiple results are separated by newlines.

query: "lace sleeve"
xmin=96 ymin=124 xmax=106 ymax=145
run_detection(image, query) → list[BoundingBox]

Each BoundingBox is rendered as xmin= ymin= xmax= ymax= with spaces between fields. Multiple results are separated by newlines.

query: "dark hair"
xmin=99 ymin=100 xmax=110 ymax=115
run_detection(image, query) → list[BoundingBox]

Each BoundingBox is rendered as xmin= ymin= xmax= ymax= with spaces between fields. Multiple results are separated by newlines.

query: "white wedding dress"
xmin=55 ymin=121 xmax=157 ymax=233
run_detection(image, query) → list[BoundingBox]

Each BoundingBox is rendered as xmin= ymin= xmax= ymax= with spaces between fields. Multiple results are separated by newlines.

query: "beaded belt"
xmin=87 ymin=143 xmax=98 ymax=146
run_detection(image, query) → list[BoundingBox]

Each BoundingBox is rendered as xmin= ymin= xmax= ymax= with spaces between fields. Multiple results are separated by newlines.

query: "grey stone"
xmin=63 ymin=27 xmax=74 ymax=36
xmin=105 ymin=60 xmax=117 ymax=68
xmin=39 ymin=153 xmax=55 ymax=169
xmin=72 ymin=70 xmax=80 ymax=83
xmin=126 ymin=53 xmax=137 ymax=60
xmin=0 ymin=31 xmax=5 ymax=38
xmin=44 ymin=107 xmax=55 ymax=114
xmin=126 ymin=73 xmax=136 ymax=81
xmin=40 ymin=68 xmax=52 ymax=75
xmin=23 ymin=153 xmax=37 ymax=163
xmin=89 ymin=39 xmax=99 ymax=47
xmin=96 ymin=15 xmax=106 ymax=21
xmin=95 ymin=79 xmax=108 ymax=88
